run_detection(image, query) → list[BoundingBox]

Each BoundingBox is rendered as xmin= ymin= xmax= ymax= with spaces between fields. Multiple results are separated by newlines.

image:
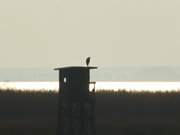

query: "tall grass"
xmin=0 ymin=89 xmax=179 ymax=135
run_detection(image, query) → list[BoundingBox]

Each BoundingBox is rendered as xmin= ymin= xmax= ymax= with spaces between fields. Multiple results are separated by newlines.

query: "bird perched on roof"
xmin=86 ymin=57 xmax=91 ymax=66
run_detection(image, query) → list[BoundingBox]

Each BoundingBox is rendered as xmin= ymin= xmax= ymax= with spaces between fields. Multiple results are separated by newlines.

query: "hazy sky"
xmin=0 ymin=0 xmax=180 ymax=68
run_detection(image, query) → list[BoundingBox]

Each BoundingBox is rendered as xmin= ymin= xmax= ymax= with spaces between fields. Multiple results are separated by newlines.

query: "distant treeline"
xmin=0 ymin=89 xmax=180 ymax=135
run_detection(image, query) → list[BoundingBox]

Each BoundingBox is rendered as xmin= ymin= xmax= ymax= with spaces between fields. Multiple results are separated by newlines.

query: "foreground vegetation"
xmin=0 ymin=89 xmax=180 ymax=135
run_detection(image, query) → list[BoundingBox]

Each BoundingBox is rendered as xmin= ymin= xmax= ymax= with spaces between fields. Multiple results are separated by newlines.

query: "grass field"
xmin=0 ymin=89 xmax=180 ymax=135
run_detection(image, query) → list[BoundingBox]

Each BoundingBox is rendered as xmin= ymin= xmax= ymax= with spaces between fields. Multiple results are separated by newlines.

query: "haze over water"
xmin=1 ymin=67 xmax=180 ymax=92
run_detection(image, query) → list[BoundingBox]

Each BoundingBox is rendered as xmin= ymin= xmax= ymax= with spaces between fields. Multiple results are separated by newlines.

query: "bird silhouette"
xmin=86 ymin=57 xmax=91 ymax=66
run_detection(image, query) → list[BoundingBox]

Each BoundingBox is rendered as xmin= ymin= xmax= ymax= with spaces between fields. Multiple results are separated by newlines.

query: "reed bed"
xmin=0 ymin=89 xmax=179 ymax=135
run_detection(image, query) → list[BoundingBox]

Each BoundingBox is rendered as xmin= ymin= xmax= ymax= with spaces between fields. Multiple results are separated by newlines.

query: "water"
xmin=1 ymin=81 xmax=180 ymax=92
xmin=1 ymin=67 xmax=180 ymax=92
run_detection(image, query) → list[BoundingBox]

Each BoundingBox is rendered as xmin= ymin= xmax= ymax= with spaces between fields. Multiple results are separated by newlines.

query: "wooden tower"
xmin=54 ymin=66 xmax=97 ymax=135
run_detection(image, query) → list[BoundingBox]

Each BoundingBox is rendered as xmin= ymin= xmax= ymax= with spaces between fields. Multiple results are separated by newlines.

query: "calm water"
xmin=1 ymin=81 xmax=180 ymax=92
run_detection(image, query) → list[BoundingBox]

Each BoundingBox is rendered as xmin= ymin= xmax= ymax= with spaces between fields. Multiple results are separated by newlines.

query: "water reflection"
xmin=0 ymin=81 xmax=180 ymax=92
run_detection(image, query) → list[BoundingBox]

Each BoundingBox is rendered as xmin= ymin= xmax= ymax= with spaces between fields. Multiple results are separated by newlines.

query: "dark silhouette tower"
xmin=55 ymin=66 xmax=97 ymax=135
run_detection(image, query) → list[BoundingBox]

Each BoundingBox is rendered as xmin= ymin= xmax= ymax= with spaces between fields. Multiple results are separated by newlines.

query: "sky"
xmin=0 ymin=0 xmax=180 ymax=68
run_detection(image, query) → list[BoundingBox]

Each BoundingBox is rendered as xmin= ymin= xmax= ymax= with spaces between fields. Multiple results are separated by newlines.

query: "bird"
xmin=86 ymin=57 xmax=91 ymax=66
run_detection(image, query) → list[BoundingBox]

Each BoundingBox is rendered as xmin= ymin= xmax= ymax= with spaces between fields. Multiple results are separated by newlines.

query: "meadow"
xmin=0 ymin=89 xmax=180 ymax=135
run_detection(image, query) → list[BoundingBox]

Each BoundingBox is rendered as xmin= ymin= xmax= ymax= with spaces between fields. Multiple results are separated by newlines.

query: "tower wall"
xmin=55 ymin=66 xmax=97 ymax=135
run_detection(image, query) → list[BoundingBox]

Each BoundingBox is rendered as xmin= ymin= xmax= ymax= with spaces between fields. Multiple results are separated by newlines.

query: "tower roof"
xmin=54 ymin=66 xmax=97 ymax=71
